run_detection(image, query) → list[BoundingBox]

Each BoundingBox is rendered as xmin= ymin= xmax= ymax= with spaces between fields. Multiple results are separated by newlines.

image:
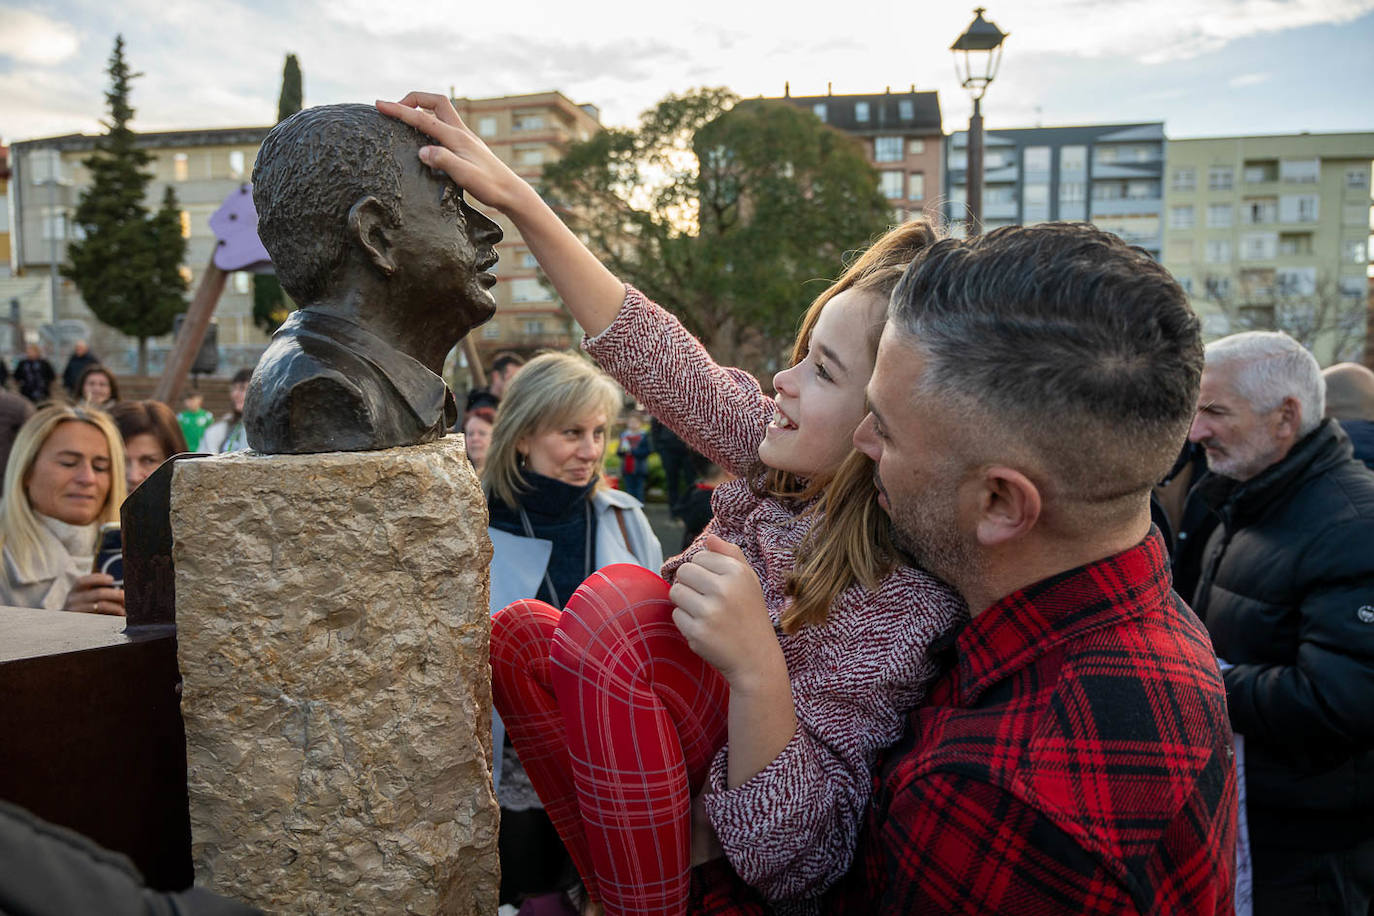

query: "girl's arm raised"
xmin=377 ymin=93 xmax=623 ymax=337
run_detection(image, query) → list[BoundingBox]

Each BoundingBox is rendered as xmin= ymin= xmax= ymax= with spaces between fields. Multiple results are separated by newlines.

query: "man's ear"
xmin=347 ymin=196 xmax=398 ymax=277
xmin=972 ymin=465 xmax=1042 ymax=547
xmin=1274 ymin=396 xmax=1302 ymax=442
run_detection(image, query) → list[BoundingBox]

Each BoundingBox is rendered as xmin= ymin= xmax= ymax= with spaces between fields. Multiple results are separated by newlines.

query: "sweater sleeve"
xmin=700 ymin=570 xmax=966 ymax=900
xmin=583 ymin=286 xmax=773 ymax=479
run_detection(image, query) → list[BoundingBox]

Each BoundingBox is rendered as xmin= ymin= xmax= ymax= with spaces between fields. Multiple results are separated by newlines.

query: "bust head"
xmin=252 ymin=103 xmax=502 ymax=371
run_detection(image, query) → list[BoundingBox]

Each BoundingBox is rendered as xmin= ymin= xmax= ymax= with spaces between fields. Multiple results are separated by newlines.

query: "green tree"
xmin=253 ymin=52 xmax=303 ymax=334
xmin=538 ymin=88 xmax=893 ymax=369
xmin=64 ymin=35 xmax=188 ymax=375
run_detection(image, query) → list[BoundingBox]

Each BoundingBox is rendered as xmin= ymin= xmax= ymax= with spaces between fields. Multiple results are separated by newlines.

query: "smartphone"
xmin=93 ymin=522 xmax=123 ymax=587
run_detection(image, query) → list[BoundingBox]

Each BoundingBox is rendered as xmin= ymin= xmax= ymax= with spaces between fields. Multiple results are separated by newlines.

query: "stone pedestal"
xmin=172 ymin=437 xmax=497 ymax=914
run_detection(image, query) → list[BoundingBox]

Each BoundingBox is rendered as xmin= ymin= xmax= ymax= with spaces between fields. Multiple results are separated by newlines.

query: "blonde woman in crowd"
xmin=0 ymin=404 xmax=126 ymax=614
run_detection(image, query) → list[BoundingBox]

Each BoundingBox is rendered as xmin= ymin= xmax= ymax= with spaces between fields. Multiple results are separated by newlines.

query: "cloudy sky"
xmin=2 ymin=0 xmax=1372 ymax=144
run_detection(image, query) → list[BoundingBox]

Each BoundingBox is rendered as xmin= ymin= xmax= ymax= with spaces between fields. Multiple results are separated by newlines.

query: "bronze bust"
xmin=245 ymin=103 xmax=502 ymax=454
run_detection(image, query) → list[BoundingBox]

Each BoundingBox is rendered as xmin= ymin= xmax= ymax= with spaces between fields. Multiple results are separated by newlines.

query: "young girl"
xmin=379 ymin=93 xmax=967 ymax=914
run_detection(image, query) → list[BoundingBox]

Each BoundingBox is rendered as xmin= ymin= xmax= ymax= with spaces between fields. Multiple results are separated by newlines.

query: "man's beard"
xmin=879 ymin=471 xmax=981 ymax=594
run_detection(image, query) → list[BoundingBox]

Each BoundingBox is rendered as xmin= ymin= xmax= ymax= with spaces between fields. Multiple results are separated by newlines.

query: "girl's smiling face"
xmin=758 ymin=288 xmax=885 ymax=479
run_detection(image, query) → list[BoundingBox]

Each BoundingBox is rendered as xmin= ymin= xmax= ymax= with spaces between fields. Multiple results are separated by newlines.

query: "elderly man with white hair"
xmin=1188 ymin=330 xmax=1374 ymax=916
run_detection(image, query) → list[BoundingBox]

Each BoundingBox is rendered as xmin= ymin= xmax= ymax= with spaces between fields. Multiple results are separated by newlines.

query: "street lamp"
xmin=951 ymin=7 xmax=1008 ymax=233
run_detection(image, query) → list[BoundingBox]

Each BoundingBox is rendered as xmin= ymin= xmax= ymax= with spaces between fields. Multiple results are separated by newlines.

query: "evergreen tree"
xmin=253 ymin=52 xmax=303 ymax=334
xmin=63 ymin=35 xmax=188 ymax=375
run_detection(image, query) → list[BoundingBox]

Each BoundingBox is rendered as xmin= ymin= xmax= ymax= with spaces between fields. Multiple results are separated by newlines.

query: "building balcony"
xmin=982 ymin=200 xmax=1019 ymax=221
xmin=1090 ymin=198 xmax=1162 ymax=217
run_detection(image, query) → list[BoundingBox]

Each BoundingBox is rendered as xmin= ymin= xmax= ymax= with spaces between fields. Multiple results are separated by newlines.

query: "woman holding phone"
xmin=0 ymin=404 xmax=126 ymax=614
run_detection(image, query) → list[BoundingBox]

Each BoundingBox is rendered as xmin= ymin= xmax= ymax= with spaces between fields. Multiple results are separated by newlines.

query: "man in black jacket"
xmin=1188 ymin=330 xmax=1374 ymax=916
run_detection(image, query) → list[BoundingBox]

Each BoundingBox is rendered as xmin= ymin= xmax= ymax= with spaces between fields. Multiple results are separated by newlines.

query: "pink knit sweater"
xmin=583 ymin=287 xmax=968 ymax=903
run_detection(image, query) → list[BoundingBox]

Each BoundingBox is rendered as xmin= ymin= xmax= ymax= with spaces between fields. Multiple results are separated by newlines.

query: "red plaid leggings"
xmin=490 ymin=563 xmax=731 ymax=916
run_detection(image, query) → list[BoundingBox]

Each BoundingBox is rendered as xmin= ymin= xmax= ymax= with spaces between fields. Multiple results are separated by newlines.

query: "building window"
xmin=947 ymin=150 xmax=967 ymax=171
xmin=232 ymin=271 xmax=251 ymax=294
xmin=1244 ymin=160 xmax=1278 ymax=183
xmin=40 ymin=208 xmax=68 ymax=241
xmin=1023 ymin=146 xmax=1051 ymax=172
xmin=1171 ymin=168 xmax=1196 ymax=192
xmin=1176 ymin=276 xmax=1194 ymax=294
xmin=879 ymin=171 xmax=905 ymax=199
xmin=1169 ymin=205 xmax=1195 ymax=229
xmin=1059 ymin=145 xmax=1086 ymax=173
xmin=1208 ymin=167 xmax=1234 ymax=191
xmin=1206 ymin=204 xmax=1233 ymax=228
xmin=1023 ymin=183 xmax=1049 ymax=205
xmin=1278 ymin=233 xmax=1314 ymax=256
xmin=1279 ymin=158 xmax=1319 ymax=183
xmin=1205 ymin=276 xmax=1232 ymax=299
xmin=898 ymin=100 xmax=914 ymax=120
xmin=908 ymin=172 xmax=925 ymax=200
xmin=1059 ymin=181 xmax=1086 ymax=203
xmin=228 ymin=150 xmax=246 ymax=179
xmin=1340 ymin=276 xmax=1368 ymax=298
xmin=874 ymin=136 xmax=903 ymax=162
xmin=513 ymin=144 xmax=544 ymax=167
xmin=511 ymin=278 xmax=545 ymax=302
xmin=812 ymin=103 xmax=827 ymax=122
xmin=854 ymin=102 xmax=870 ymax=123
xmin=482 ymin=322 xmax=502 ymax=339
xmin=523 ymin=319 xmax=544 ymax=336
xmin=179 ymin=210 xmax=192 ymax=238
xmin=1279 ymin=194 xmax=1319 ymax=223
xmin=1240 ymin=232 xmax=1277 ymax=261
xmin=512 ymin=112 xmax=545 ymax=132
xmin=1243 ymin=199 xmax=1277 ymax=224
xmin=909 ymin=138 xmax=925 ymax=154
xmin=520 ymin=252 xmax=538 ymax=268
xmin=1127 ymin=180 xmax=1159 ymax=200
xmin=1205 ymin=240 xmax=1231 ymax=263
xmin=1346 ymin=168 xmax=1370 ymax=189
xmin=478 ymin=117 xmax=498 ymax=137
xmin=1093 ymin=182 xmax=1123 ymax=201
xmin=1276 ymin=267 xmax=1316 ymax=296
xmin=29 ymin=148 xmax=64 ymax=184
xmin=1345 ymin=239 xmax=1369 ymax=264
xmin=173 ymin=153 xmax=189 ymax=182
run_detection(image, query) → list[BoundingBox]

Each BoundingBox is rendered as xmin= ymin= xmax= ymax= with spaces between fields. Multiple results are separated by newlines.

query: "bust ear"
xmin=347 ymin=196 xmax=398 ymax=277
xmin=973 ymin=465 xmax=1042 ymax=548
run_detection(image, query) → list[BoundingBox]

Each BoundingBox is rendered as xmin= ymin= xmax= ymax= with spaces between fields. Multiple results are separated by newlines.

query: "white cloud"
xmin=0 ymin=7 xmax=80 ymax=65
xmin=1229 ymin=71 xmax=1272 ymax=87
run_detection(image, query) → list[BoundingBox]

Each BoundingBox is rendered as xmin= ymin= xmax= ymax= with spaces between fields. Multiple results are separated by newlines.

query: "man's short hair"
xmin=1205 ymin=331 xmax=1324 ymax=436
xmin=490 ymin=352 xmax=525 ymax=376
xmin=253 ymin=103 xmax=428 ymax=305
xmin=890 ymin=223 xmax=1202 ymax=509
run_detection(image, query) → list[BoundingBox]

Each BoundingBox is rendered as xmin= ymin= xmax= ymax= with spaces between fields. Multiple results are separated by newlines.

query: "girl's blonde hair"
xmin=482 ymin=352 xmax=625 ymax=509
xmin=770 ymin=219 xmax=942 ymax=632
xmin=0 ymin=404 xmax=127 ymax=580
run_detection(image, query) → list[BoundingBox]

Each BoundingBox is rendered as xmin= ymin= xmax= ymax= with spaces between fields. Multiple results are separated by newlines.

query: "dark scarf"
xmin=489 ymin=471 xmax=599 ymax=607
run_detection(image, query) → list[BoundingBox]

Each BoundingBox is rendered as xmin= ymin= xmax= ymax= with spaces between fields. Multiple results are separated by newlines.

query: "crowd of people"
xmin=0 ymin=341 xmax=260 ymax=617
xmin=4 ymin=92 xmax=1371 ymax=916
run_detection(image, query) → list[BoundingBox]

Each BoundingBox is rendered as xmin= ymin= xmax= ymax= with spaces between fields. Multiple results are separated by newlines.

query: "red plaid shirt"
xmin=693 ymin=531 xmax=1238 ymax=914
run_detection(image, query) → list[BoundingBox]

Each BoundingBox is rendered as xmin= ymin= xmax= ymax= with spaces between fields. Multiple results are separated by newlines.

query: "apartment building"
xmin=768 ymin=87 xmax=944 ymax=223
xmin=945 ymin=122 xmax=1166 ymax=254
xmin=451 ymin=91 xmax=602 ymax=365
xmin=7 ymin=126 xmax=272 ymax=373
xmin=1162 ymin=132 xmax=1374 ymax=361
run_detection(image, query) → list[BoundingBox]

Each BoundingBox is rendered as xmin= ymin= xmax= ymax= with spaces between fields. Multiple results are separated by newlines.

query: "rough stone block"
xmin=172 ymin=436 xmax=496 ymax=914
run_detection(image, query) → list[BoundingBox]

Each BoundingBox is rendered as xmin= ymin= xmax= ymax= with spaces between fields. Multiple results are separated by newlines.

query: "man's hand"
xmin=376 ymin=93 xmax=533 ymax=213
xmin=669 ymin=534 xmax=780 ymax=689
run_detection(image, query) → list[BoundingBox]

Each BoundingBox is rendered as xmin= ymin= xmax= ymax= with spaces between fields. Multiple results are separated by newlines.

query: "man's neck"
xmin=961 ymin=514 xmax=1153 ymax=616
xmin=309 ymin=284 xmax=452 ymax=376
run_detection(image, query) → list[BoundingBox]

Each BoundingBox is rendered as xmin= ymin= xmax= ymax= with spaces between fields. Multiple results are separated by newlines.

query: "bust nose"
xmin=465 ymin=202 xmax=503 ymax=247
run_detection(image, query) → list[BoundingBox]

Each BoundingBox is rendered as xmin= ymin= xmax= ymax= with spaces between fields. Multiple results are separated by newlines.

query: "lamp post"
xmin=951 ymin=7 xmax=1008 ymax=234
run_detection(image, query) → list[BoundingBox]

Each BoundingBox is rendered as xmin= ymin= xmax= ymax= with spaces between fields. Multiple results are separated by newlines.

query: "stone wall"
xmin=172 ymin=436 xmax=497 ymax=914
